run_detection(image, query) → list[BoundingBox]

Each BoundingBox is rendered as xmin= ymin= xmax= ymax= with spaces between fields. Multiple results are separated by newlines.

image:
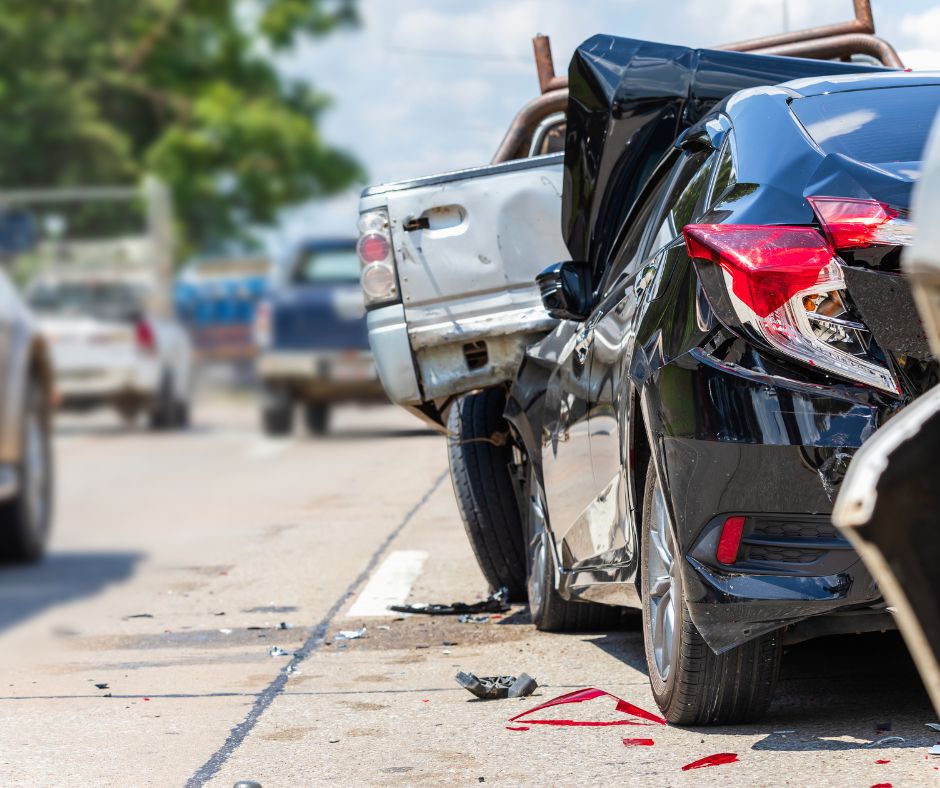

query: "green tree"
xmin=0 ymin=0 xmax=363 ymax=251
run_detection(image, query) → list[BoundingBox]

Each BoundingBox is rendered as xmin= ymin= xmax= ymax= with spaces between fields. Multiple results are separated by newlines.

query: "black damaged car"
xmin=460 ymin=38 xmax=940 ymax=725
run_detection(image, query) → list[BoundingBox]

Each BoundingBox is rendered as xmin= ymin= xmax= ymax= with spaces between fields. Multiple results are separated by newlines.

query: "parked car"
xmin=0 ymin=270 xmax=54 ymax=563
xmin=833 ymin=105 xmax=940 ymax=719
xmin=361 ymin=34 xmax=937 ymax=724
xmin=255 ymin=238 xmax=384 ymax=436
xmin=29 ymin=270 xmax=194 ymax=429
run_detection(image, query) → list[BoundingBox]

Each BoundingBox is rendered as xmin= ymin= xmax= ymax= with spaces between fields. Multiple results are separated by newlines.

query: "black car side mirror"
xmin=536 ymin=261 xmax=593 ymax=321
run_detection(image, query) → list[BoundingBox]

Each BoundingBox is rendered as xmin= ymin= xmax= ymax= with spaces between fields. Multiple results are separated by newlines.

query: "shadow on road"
xmin=0 ymin=551 xmax=142 ymax=633
xmin=589 ymin=626 xmax=933 ymax=750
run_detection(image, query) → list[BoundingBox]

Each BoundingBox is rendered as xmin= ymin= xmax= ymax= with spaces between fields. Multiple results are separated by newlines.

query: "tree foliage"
xmin=0 ymin=0 xmax=363 ymax=250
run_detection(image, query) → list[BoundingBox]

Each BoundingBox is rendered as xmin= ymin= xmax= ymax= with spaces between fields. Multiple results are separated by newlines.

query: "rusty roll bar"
xmin=752 ymin=33 xmax=903 ymax=68
xmin=491 ymin=88 xmax=568 ymax=164
xmin=533 ymin=35 xmax=567 ymax=94
xmin=496 ymin=1 xmax=903 ymax=163
xmin=721 ymin=0 xmax=873 ymax=52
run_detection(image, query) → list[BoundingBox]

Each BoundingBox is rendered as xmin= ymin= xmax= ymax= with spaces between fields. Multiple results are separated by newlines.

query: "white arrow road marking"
xmin=347 ymin=549 xmax=428 ymax=617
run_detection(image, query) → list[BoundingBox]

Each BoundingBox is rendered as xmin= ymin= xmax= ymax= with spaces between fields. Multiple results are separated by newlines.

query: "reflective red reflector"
xmin=357 ymin=233 xmax=390 ymax=264
xmin=135 ymin=320 xmax=156 ymax=353
xmin=807 ymin=197 xmax=903 ymax=250
xmin=683 ymin=225 xmax=833 ymax=317
xmin=716 ymin=515 xmax=746 ymax=565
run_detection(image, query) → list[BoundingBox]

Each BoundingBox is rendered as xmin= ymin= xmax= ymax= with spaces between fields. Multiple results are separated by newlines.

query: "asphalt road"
xmin=0 ymin=395 xmax=937 ymax=787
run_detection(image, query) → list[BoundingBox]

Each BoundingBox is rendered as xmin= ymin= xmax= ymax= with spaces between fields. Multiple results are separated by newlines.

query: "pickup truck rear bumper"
xmin=257 ymin=349 xmax=384 ymax=401
xmin=366 ymin=305 xmax=422 ymax=405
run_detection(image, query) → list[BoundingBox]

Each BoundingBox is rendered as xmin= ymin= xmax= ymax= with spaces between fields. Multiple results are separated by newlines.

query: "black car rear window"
xmin=791 ymin=84 xmax=940 ymax=164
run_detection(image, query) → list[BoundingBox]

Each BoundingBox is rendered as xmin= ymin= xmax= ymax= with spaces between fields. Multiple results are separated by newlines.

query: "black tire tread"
xmin=447 ymin=390 xmax=526 ymax=601
xmin=641 ymin=459 xmax=781 ymax=725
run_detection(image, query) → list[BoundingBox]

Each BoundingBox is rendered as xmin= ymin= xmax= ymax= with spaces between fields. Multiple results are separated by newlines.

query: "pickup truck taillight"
xmin=357 ymin=208 xmax=397 ymax=306
xmin=683 ymin=221 xmax=899 ymax=394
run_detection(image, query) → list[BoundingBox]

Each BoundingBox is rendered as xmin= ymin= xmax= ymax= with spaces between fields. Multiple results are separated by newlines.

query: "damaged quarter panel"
xmin=524 ymin=39 xmax=939 ymax=655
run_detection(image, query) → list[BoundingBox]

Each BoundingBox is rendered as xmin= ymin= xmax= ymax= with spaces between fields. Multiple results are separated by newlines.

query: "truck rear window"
xmin=293 ymin=250 xmax=359 ymax=284
xmin=791 ymin=84 xmax=940 ymax=165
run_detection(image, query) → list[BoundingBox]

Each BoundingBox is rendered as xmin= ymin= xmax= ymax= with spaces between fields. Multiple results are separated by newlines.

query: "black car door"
xmin=575 ymin=148 xmax=719 ymax=570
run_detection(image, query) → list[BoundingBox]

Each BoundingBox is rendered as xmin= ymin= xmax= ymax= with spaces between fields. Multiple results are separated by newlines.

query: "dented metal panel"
xmin=370 ymin=154 xmax=568 ymax=400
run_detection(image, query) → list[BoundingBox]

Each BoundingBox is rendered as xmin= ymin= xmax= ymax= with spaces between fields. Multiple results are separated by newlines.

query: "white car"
xmin=29 ymin=273 xmax=194 ymax=428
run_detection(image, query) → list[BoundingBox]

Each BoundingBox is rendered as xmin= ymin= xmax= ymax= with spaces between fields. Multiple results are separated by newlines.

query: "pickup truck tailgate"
xmin=361 ymin=153 xmax=568 ymax=404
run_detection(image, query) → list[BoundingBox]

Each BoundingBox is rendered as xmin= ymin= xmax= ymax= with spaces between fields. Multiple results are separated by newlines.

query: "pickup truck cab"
xmin=255 ymin=238 xmax=384 ymax=436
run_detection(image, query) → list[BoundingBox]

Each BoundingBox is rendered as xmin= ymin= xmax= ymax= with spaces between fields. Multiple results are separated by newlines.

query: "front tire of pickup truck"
xmin=261 ymin=386 xmax=294 ymax=437
xmin=447 ymin=389 xmax=526 ymax=602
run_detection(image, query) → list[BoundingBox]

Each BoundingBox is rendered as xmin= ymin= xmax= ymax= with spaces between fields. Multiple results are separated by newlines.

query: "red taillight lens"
xmin=357 ymin=233 xmax=390 ymax=264
xmin=807 ymin=197 xmax=911 ymax=250
xmin=716 ymin=515 xmax=746 ymax=565
xmin=684 ymin=225 xmax=833 ymax=318
xmin=135 ymin=320 xmax=156 ymax=353
xmin=683 ymin=223 xmax=899 ymax=394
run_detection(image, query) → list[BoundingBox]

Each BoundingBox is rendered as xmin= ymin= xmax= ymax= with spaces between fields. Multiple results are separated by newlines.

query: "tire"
xmin=0 ymin=382 xmax=52 ymax=564
xmin=148 ymin=373 xmax=176 ymax=431
xmin=524 ymin=459 xmax=624 ymax=632
xmin=640 ymin=459 xmax=782 ymax=724
xmin=261 ymin=386 xmax=293 ymax=437
xmin=446 ymin=389 xmax=526 ymax=601
xmin=304 ymin=402 xmax=330 ymax=435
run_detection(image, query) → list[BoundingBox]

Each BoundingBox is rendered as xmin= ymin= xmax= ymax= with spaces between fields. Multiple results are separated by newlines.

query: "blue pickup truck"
xmin=254 ymin=238 xmax=385 ymax=435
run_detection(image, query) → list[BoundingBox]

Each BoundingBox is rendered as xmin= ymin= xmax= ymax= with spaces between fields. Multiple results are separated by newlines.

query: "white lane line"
xmin=347 ymin=549 xmax=428 ymax=617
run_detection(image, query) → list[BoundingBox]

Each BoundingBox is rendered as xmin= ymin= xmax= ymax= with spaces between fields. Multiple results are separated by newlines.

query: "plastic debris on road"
xmin=219 ymin=628 xmax=233 ymax=635
xmin=94 ymin=683 xmax=109 ymax=690
xmin=455 ymin=672 xmax=538 ymax=700
xmin=929 ymin=744 xmax=940 ymax=756
xmin=927 ymin=723 xmax=940 ymax=733
xmin=681 ymin=753 xmax=739 ymax=770
xmin=866 ymin=736 xmax=906 ymax=747
xmin=458 ymin=614 xmax=492 ymax=624
xmin=622 ymin=738 xmax=655 ymax=747
xmin=268 ymin=646 xmax=290 ymax=657
xmin=508 ymin=687 xmax=667 ymax=728
xmin=335 ymin=627 xmax=367 ymax=640
xmin=389 ymin=587 xmax=510 ymax=616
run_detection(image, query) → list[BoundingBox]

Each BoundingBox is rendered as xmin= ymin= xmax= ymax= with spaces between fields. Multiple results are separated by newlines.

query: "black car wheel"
xmin=446 ymin=389 xmax=526 ymax=601
xmin=261 ymin=386 xmax=293 ymax=437
xmin=0 ymin=382 xmax=52 ymax=564
xmin=148 ymin=373 xmax=176 ymax=431
xmin=524 ymin=459 xmax=623 ymax=632
xmin=640 ymin=459 xmax=782 ymax=724
xmin=304 ymin=402 xmax=330 ymax=435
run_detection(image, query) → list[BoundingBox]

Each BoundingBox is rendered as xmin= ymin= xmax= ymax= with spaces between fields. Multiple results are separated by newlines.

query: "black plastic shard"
xmin=389 ymin=587 xmax=510 ymax=616
xmin=455 ymin=671 xmax=538 ymax=700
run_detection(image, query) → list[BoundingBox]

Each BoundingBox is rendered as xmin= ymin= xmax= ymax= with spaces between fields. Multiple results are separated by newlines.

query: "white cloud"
xmin=899 ymin=7 xmax=940 ymax=51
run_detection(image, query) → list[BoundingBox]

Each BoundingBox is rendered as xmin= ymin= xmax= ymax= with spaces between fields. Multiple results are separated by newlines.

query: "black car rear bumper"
xmin=652 ymin=347 xmax=888 ymax=652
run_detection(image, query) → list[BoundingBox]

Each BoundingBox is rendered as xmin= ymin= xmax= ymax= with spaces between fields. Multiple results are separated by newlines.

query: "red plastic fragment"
xmin=871 ymin=783 xmax=892 ymax=787
xmin=681 ymin=753 xmax=738 ymax=770
xmin=622 ymin=738 xmax=655 ymax=747
xmin=508 ymin=688 xmax=666 ymax=728
xmin=505 ymin=726 xmax=529 ymax=732
xmin=875 ymin=759 xmax=890 ymax=765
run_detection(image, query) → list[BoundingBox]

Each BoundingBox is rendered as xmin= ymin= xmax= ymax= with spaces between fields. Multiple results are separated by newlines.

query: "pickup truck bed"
xmin=360 ymin=153 xmax=568 ymax=427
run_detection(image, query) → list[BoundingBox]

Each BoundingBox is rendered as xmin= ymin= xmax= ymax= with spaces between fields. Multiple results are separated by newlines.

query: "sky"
xmin=265 ymin=0 xmax=940 ymax=249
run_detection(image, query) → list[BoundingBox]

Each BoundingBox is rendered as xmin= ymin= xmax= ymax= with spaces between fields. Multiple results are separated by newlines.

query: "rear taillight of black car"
xmin=683 ymin=197 xmax=913 ymax=395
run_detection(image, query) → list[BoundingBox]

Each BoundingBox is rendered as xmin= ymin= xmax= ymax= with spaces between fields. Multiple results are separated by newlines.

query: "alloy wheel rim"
xmin=527 ymin=475 xmax=547 ymax=613
xmin=646 ymin=481 xmax=677 ymax=681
